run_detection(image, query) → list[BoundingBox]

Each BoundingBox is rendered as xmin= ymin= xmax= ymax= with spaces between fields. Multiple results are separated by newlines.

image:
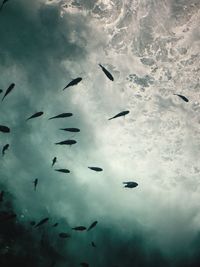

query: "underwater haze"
xmin=0 ymin=0 xmax=200 ymax=266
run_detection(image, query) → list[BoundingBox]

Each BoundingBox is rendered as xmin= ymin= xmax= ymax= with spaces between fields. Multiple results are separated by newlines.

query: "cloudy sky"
xmin=0 ymin=0 xmax=200 ymax=266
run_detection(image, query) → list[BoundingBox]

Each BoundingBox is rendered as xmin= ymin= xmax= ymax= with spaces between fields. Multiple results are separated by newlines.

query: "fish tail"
xmin=108 ymin=117 xmax=113 ymax=120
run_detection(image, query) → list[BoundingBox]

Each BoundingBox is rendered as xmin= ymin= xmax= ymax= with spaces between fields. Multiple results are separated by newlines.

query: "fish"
xmin=0 ymin=125 xmax=10 ymax=133
xmin=59 ymin=233 xmax=71 ymax=238
xmin=72 ymin=226 xmax=87 ymax=231
xmin=55 ymin=140 xmax=77 ymax=146
xmin=80 ymin=263 xmax=89 ymax=267
xmin=174 ymin=94 xmax=189 ymax=102
xmin=2 ymin=83 xmax=15 ymax=101
xmin=91 ymin=241 xmax=96 ymax=248
xmin=26 ymin=111 xmax=44 ymax=121
xmin=63 ymin=77 xmax=82 ymax=90
xmin=59 ymin=128 xmax=80 ymax=133
xmin=99 ymin=64 xmax=114 ymax=81
xmin=0 ymin=211 xmax=16 ymax=223
xmin=123 ymin=181 xmax=138 ymax=188
xmin=2 ymin=144 xmax=9 ymax=156
xmin=33 ymin=178 xmax=38 ymax=191
xmin=108 ymin=110 xmax=129 ymax=120
xmin=55 ymin=169 xmax=70 ymax=174
xmin=0 ymin=191 xmax=4 ymax=202
xmin=48 ymin=113 xmax=73 ymax=120
xmin=0 ymin=0 xmax=9 ymax=12
xmin=88 ymin=167 xmax=103 ymax=172
xmin=52 ymin=223 xmax=58 ymax=227
xmin=52 ymin=157 xmax=57 ymax=167
xmin=35 ymin=217 xmax=49 ymax=228
xmin=87 ymin=221 xmax=98 ymax=231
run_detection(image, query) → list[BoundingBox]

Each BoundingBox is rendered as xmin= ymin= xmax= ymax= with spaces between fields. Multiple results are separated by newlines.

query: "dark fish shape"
xmin=59 ymin=233 xmax=71 ymax=238
xmin=30 ymin=221 xmax=36 ymax=226
xmin=0 ymin=191 xmax=4 ymax=202
xmin=0 ymin=0 xmax=9 ymax=12
xmin=33 ymin=178 xmax=38 ymax=191
xmin=55 ymin=140 xmax=77 ymax=146
xmin=99 ymin=64 xmax=114 ymax=81
xmin=72 ymin=226 xmax=87 ymax=231
xmin=48 ymin=113 xmax=73 ymax=120
xmin=91 ymin=241 xmax=96 ymax=248
xmin=2 ymin=83 xmax=15 ymax=101
xmin=26 ymin=111 xmax=44 ymax=121
xmin=0 ymin=89 xmax=3 ymax=94
xmin=87 ymin=221 xmax=98 ymax=231
xmin=2 ymin=144 xmax=9 ymax=156
xmin=123 ymin=181 xmax=138 ymax=188
xmin=0 ymin=211 xmax=16 ymax=223
xmin=52 ymin=157 xmax=57 ymax=167
xmin=0 ymin=125 xmax=10 ymax=133
xmin=174 ymin=94 xmax=189 ymax=102
xmin=80 ymin=263 xmax=89 ymax=267
xmin=55 ymin=169 xmax=70 ymax=174
xmin=88 ymin=167 xmax=103 ymax=172
xmin=35 ymin=217 xmax=49 ymax=228
xmin=63 ymin=77 xmax=82 ymax=90
xmin=108 ymin=110 xmax=130 ymax=120
xmin=52 ymin=223 xmax=58 ymax=227
xmin=60 ymin=127 xmax=80 ymax=133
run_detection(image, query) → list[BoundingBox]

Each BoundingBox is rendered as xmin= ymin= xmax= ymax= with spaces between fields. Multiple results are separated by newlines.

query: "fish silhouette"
xmin=99 ymin=64 xmax=114 ymax=81
xmin=63 ymin=77 xmax=82 ymax=90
